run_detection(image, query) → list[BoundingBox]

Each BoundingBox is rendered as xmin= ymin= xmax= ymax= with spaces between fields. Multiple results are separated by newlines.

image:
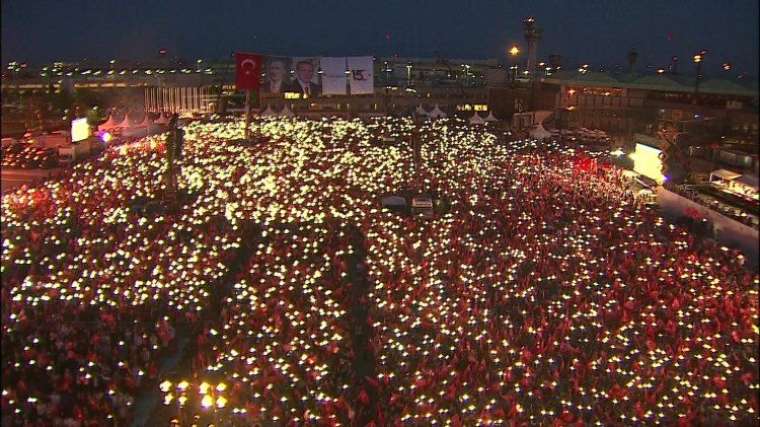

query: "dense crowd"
xmin=1 ymin=142 xmax=59 ymax=169
xmin=2 ymin=135 xmax=242 ymax=425
xmin=2 ymin=116 xmax=758 ymax=426
xmin=166 ymin=223 xmax=359 ymax=425
xmin=364 ymin=139 xmax=757 ymax=425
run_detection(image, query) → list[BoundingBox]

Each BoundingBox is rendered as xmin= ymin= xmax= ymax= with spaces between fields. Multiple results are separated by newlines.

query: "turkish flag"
xmin=235 ymin=52 xmax=261 ymax=90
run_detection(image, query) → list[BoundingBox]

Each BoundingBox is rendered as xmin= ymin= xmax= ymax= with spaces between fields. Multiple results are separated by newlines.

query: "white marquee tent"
xmin=529 ymin=123 xmax=552 ymax=140
xmin=260 ymin=105 xmax=277 ymax=117
xmin=154 ymin=113 xmax=171 ymax=125
xmin=97 ymin=115 xmax=119 ymax=132
xmin=469 ymin=112 xmax=486 ymax=125
xmin=136 ymin=114 xmax=154 ymax=128
xmin=115 ymin=114 xmax=131 ymax=129
xmin=428 ymin=104 xmax=447 ymax=119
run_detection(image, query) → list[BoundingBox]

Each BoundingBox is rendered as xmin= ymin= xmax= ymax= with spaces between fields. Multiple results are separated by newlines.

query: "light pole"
xmin=508 ymin=45 xmax=521 ymax=85
xmin=670 ymin=56 xmax=679 ymax=74
xmin=522 ymin=17 xmax=542 ymax=80
xmin=523 ymin=17 xmax=542 ymax=111
xmin=692 ymin=50 xmax=706 ymax=103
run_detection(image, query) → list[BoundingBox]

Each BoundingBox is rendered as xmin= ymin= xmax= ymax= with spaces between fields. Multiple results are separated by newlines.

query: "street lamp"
xmin=670 ymin=56 xmax=679 ymax=74
xmin=692 ymin=50 xmax=706 ymax=102
xmin=508 ymin=45 xmax=520 ymax=84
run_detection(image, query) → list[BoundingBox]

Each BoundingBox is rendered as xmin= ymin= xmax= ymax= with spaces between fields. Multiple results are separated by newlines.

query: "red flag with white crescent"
xmin=235 ymin=52 xmax=261 ymax=90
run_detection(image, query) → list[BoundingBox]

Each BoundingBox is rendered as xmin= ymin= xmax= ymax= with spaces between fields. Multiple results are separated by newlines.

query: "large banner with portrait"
xmin=259 ymin=55 xmax=373 ymax=97
xmin=260 ymin=56 xmax=292 ymax=95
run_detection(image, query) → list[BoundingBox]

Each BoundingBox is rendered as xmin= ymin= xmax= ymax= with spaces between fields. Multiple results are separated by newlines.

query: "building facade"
xmin=542 ymin=70 xmax=759 ymax=139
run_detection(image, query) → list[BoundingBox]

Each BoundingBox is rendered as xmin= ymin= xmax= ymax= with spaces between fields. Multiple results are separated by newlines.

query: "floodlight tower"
xmin=523 ymin=16 xmax=542 ymax=112
xmin=523 ymin=16 xmax=542 ymax=80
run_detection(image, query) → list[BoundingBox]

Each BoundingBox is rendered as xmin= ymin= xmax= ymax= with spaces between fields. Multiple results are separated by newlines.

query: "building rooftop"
xmin=544 ymin=70 xmax=759 ymax=97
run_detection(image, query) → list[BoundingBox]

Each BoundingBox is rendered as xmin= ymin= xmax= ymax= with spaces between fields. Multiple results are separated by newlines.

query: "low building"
xmin=542 ymin=70 xmax=759 ymax=138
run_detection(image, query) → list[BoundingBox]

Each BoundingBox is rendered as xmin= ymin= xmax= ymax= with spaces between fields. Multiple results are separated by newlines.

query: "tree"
xmin=86 ymin=108 xmax=102 ymax=128
xmin=658 ymin=125 xmax=690 ymax=184
xmin=50 ymin=90 xmax=74 ymax=114
xmin=72 ymin=89 xmax=102 ymax=117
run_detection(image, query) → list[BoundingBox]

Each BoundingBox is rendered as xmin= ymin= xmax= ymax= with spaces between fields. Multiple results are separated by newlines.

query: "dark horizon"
xmin=2 ymin=0 xmax=759 ymax=77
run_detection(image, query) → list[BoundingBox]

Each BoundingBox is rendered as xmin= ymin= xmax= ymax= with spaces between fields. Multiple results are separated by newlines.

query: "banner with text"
xmin=347 ymin=56 xmax=374 ymax=95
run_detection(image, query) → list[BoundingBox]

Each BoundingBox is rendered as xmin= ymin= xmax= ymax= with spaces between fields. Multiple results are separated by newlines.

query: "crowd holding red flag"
xmin=1 ymin=117 xmax=757 ymax=426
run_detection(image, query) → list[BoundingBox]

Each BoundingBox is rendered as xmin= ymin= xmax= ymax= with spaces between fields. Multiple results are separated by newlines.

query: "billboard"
xmin=71 ymin=118 xmax=90 ymax=143
xmin=259 ymin=55 xmax=373 ymax=97
xmin=320 ymin=57 xmax=348 ymax=96
xmin=630 ymin=143 xmax=665 ymax=184
xmin=347 ymin=56 xmax=374 ymax=95
xmin=260 ymin=57 xmax=292 ymax=95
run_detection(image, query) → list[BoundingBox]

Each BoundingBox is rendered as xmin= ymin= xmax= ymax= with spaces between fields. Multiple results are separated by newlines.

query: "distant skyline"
xmin=2 ymin=0 xmax=758 ymax=77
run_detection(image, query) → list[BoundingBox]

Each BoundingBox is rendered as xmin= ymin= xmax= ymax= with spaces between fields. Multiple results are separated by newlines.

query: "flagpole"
xmin=244 ymin=89 xmax=251 ymax=141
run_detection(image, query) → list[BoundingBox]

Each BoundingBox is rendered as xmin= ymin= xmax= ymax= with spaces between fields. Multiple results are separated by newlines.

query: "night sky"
xmin=2 ymin=0 xmax=758 ymax=76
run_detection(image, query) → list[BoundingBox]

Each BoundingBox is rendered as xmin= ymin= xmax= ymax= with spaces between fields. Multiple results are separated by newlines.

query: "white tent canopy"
xmin=415 ymin=105 xmax=429 ymax=116
xmin=136 ymin=114 xmax=154 ymax=128
xmin=116 ymin=114 xmax=131 ymax=128
xmin=710 ymin=169 xmax=742 ymax=182
xmin=484 ymin=111 xmax=498 ymax=122
xmin=280 ymin=105 xmax=294 ymax=117
xmin=529 ymin=123 xmax=552 ymax=140
xmin=533 ymin=110 xmax=553 ymax=124
xmin=97 ymin=115 xmax=119 ymax=132
xmin=260 ymin=105 xmax=276 ymax=117
xmin=736 ymin=174 xmax=759 ymax=191
xmin=428 ymin=104 xmax=446 ymax=119
xmin=154 ymin=113 xmax=171 ymax=125
xmin=469 ymin=112 xmax=485 ymax=125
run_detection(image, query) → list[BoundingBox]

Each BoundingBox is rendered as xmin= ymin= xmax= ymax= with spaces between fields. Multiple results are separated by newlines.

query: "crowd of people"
xmin=1 ymin=141 xmax=59 ymax=170
xmin=2 ymin=116 xmax=758 ymax=426
xmin=363 ymin=133 xmax=757 ymax=425
xmin=2 ymin=134 xmax=243 ymax=425
xmin=160 ymin=222 xmax=360 ymax=426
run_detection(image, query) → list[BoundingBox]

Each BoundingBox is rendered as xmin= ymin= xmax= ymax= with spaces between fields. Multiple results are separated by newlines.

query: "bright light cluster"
xmin=162 ymin=223 xmax=357 ymax=423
